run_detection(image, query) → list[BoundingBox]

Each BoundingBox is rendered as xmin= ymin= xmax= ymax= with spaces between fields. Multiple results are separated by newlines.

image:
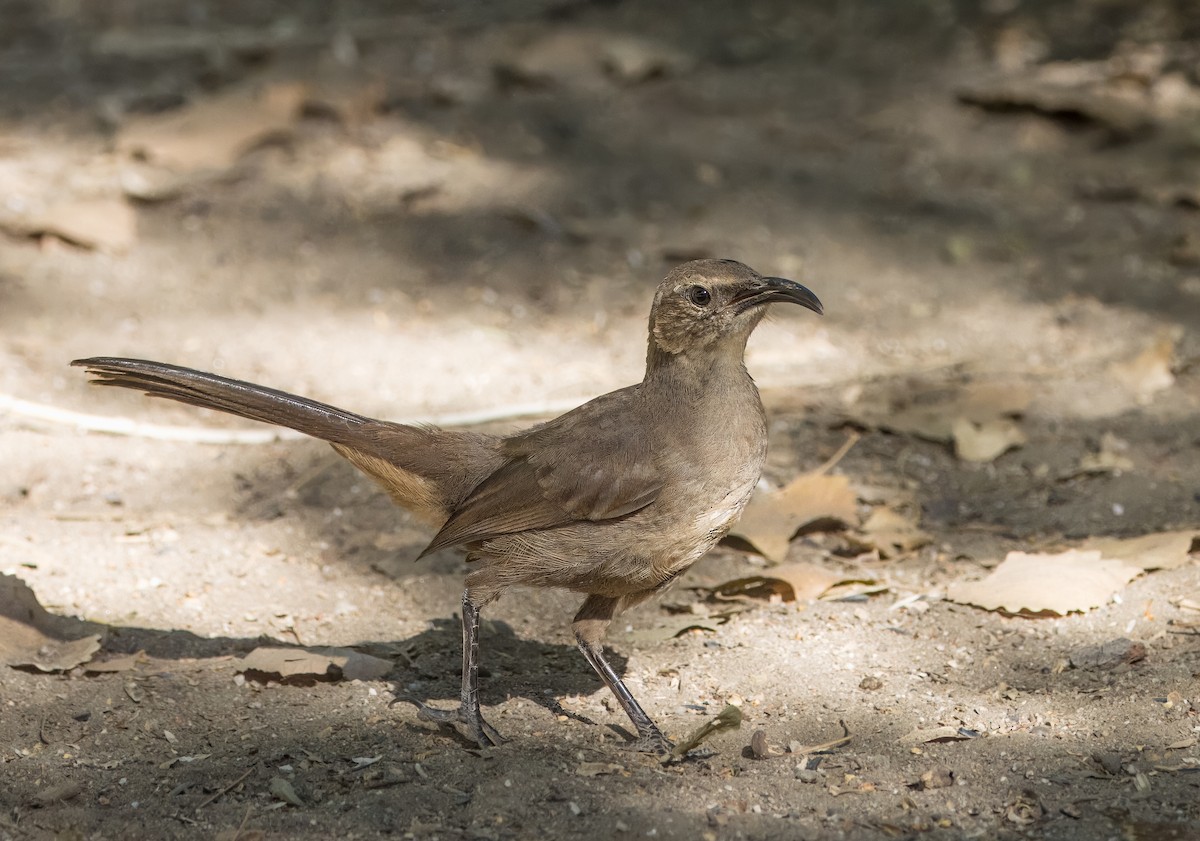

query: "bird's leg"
xmin=573 ymin=594 xmax=673 ymax=755
xmin=402 ymin=589 xmax=503 ymax=747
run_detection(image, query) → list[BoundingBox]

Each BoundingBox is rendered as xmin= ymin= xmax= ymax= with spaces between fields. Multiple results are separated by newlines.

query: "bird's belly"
xmin=660 ymin=473 xmax=759 ymax=573
xmin=471 ymin=468 xmax=763 ymax=600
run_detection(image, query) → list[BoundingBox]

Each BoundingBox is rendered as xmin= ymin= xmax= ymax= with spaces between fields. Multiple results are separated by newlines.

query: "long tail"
xmin=71 ymin=357 xmax=373 ymax=448
xmin=71 ymin=356 xmax=506 ymax=523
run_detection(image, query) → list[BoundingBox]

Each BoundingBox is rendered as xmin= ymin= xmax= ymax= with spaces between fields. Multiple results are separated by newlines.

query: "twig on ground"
xmin=194 ymin=767 xmax=254 ymax=811
xmin=812 ymin=431 xmax=861 ymax=476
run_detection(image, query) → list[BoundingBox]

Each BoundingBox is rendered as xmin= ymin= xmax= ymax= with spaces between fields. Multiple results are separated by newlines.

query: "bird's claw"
xmin=631 ymin=729 xmax=675 ymax=757
xmin=394 ymin=694 xmax=504 ymax=748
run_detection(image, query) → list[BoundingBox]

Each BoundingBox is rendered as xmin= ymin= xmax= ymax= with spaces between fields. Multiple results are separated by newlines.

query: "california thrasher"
xmin=72 ymin=258 xmax=822 ymax=753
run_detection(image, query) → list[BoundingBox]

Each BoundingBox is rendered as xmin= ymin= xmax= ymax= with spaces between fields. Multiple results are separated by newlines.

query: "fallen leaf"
xmin=852 ymin=381 xmax=1029 ymax=463
xmin=946 ymin=549 xmax=1141 ymax=615
xmin=730 ymin=474 xmax=858 ymax=562
xmin=268 ymin=776 xmax=305 ymax=807
xmin=117 ymin=81 xmax=306 ymax=172
xmin=870 ymin=381 xmax=1031 ymax=442
xmin=14 ymin=198 xmax=138 ymax=252
xmin=712 ymin=562 xmax=862 ymax=604
xmin=0 ymin=574 xmax=103 ymax=672
xmin=952 ymin=416 xmax=1026 ymax=462
xmin=1109 ymin=333 xmax=1177 ymax=403
xmin=239 ymin=646 xmax=391 ymax=684
xmin=852 ymin=507 xmax=932 ymax=558
xmin=1083 ymin=530 xmax=1198 ymax=571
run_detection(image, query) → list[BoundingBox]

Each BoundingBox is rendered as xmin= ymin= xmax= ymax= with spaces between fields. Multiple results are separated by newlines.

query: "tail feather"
xmin=71 ymin=357 xmax=372 ymax=447
xmin=72 ymin=356 xmax=507 ymax=525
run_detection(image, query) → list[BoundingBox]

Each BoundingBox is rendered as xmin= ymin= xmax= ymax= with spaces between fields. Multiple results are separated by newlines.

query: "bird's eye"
xmin=687 ymin=286 xmax=712 ymax=307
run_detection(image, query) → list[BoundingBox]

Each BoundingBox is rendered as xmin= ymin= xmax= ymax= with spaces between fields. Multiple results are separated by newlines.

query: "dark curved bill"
xmin=732 ymin=276 xmax=823 ymax=315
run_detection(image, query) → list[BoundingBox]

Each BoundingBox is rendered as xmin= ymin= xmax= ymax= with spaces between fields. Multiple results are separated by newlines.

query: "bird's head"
xmin=647 ymin=259 xmax=823 ymax=360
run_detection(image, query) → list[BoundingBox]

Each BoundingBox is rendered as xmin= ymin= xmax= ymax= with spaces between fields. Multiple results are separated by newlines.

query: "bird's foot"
xmin=631 ymin=727 xmax=718 ymax=763
xmin=631 ymin=728 xmax=674 ymax=757
xmin=393 ymin=695 xmax=504 ymax=748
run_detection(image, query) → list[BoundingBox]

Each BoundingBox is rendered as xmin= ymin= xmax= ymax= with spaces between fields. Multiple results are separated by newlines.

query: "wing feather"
xmin=419 ymin=385 xmax=663 ymax=556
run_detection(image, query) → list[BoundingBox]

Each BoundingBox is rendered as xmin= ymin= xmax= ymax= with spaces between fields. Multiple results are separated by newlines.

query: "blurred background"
xmin=2 ymin=0 xmax=1196 ymax=421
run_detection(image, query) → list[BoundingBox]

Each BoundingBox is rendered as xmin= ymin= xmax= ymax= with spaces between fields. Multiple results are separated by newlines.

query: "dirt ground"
xmin=2 ymin=1 xmax=1200 ymax=839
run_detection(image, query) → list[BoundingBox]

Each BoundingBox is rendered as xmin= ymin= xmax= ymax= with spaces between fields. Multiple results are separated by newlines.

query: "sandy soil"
xmin=2 ymin=2 xmax=1199 ymax=839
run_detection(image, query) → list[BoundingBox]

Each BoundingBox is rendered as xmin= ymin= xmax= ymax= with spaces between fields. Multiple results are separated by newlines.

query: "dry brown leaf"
xmin=0 ymin=574 xmax=103 ymax=672
xmin=952 ymin=417 xmax=1026 ymax=462
xmin=5 ymin=632 xmax=101 ymax=673
xmin=16 ymin=198 xmax=138 ymax=252
xmin=731 ymin=474 xmax=857 ymax=562
xmin=117 ymin=81 xmax=306 ymax=172
xmin=240 ymin=646 xmax=391 ymax=683
xmin=853 ymin=381 xmax=1029 ymax=463
xmin=1109 ymin=334 xmax=1177 ymax=402
xmin=712 ymin=562 xmax=870 ymax=604
xmin=853 ymin=507 xmax=931 ymax=558
xmin=946 ymin=549 xmax=1141 ymax=615
xmin=873 ymin=381 xmax=1031 ymax=442
xmin=1082 ymin=530 xmax=1198 ymax=571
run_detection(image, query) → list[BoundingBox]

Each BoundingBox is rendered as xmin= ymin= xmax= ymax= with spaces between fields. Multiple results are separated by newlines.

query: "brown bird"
xmin=72 ymin=258 xmax=822 ymax=753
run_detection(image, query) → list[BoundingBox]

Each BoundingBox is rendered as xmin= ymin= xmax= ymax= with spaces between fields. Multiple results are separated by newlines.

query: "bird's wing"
xmin=418 ymin=386 xmax=663 ymax=556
